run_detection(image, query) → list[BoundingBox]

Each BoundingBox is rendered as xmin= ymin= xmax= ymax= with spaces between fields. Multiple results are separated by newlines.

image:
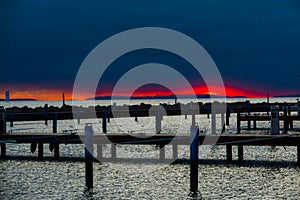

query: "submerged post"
xmin=85 ymin=124 xmax=93 ymax=189
xmin=190 ymin=125 xmax=199 ymax=193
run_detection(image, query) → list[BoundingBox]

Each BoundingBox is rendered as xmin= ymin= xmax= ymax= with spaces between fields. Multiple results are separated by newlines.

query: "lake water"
xmin=1 ymin=98 xmax=300 ymax=199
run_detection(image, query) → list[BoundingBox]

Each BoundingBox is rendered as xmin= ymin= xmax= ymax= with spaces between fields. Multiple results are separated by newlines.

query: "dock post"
xmin=156 ymin=109 xmax=162 ymax=134
xmin=247 ymin=101 xmax=251 ymax=130
xmin=1 ymin=143 xmax=6 ymax=158
xmin=190 ymin=125 xmax=199 ymax=193
xmin=253 ymin=120 xmax=257 ymax=130
xmin=85 ymin=124 xmax=94 ymax=189
xmin=298 ymin=101 xmax=300 ymax=116
xmin=288 ymin=105 xmax=291 ymax=116
xmin=283 ymin=105 xmax=288 ymax=133
xmin=297 ymin=146 xmax=300 ymax=168
xmin=238 ymin=145 xmax=243 ymax=164
xmin=102 ymin=113 xmax=107 ymax=133
xmin=237 ymin=109 xmax=241 ymax=134
xmin=226 ymin=145 xmax=232 ymax=164
xmin=44 ymin=104 xmax=48 ymax=125
xmin=159 ymin=145 xmax=165 ymax=162
xmin=9 ymin=108 xmax=13 ymax=127
xmin=54 ymin=143 xmax=59 ymax=160
xmin=134 ymin=107 xmax=138 ymax=122
xmin=172 ymin=144 xmax=178 ymax=160
xmin=38 ymin=143 xmax=43 ymax=160
xmin=270 ymin=106 xmax=279 ymax=135
xmin=221 ymin=112 xmax=225 ymax=133
xmin=111 ymin=144 xmax=116 ymax=161
xmin=211 ymin=111 xmax=216 ymax=134
xmin=0 ymin=107 xmax=6 ymax=134
xmin=53 ymin=113 xmax=57 ymax=133
xmin=97 ymin=144 xmax=102 ymax=160
xmin=226 ymin=105 xmax=231 ymax=126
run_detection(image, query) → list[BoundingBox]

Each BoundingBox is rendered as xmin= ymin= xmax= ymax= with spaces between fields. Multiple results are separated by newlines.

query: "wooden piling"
xmin=221 ymin=113 xmax=225 ymax=133
xmin=226 ymin=145 xmax=232 ymax=164
xmin=284 ymin=108 xmax=288 ymax=133
xmin=44 ymin=104 xmax=48 ymax=125
xmin=238 ymin=145 xmax=243 ymax=164
xmin=190 ymin=125 xmax=199 ymax=193
xmin=102 ymin=114 xmax=107 ymax=133
xmin=53 ymin=113 xmax=57 ymax=133
xmin=253 ymin=120 xmax=257 ymax=130
xmin=226 ymin=106 xmax=231 ymax=126
xmin=237 ymin=110 xmax=241 ymax=134
xmin=192 ymin=114 xmax=195 ymax=127
xmin=54 ymin=144 xmax=59 ymax=160
xmin=9 ymin=108 xmax=13 ymax=127
xmin=85 ymin=124 xmax=93 ymax=189
xmin=0 ymin=107 xmax=6 ymax=134
xmin=38 ymin=143 xmax=43 ymax=160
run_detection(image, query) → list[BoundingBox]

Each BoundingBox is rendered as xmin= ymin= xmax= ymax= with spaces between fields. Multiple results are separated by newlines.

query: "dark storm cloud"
xmin=0 ymin=0 xmax=299 ymax=93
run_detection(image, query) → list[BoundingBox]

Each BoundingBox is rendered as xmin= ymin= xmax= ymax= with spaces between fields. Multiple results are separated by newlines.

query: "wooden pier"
xmin=0 ymin=133 xmax=299 ymax=166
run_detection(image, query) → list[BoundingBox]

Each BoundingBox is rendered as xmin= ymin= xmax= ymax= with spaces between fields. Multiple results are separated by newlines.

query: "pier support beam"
xmin=190 ymin=125 xmax=199 ymax=193
xmin=226 ymin=145 xmax=232 ymax=164
xmin=221 ymin=113 xmax=225 ymax=133
xmin=102 ymin=114 xmax=107 ymax=134
xmin=237 ymin=110 xmax=241 ymax=134
xmin=38 ymin=143 xmax=43 ymax=160
xmin=54 ymin=144 xmax=59 ymax=160
xmin=156 ymin=110 xmax=162 ymax=134
xmin=53 ymin=113 xmax=57 ymax=133
xmin=238 ymin=145 xmax=243 ymax=164
xmin=85 ymin=124 xmax=94 ymax=189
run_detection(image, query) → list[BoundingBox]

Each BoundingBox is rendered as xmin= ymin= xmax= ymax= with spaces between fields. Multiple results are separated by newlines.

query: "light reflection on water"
xmin=1 ymin=98 xmax=300 ymax=199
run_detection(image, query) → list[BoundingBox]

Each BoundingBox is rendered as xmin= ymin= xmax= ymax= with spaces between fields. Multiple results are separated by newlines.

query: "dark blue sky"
xmin=1 ymin=0 xmax=300 ymax=97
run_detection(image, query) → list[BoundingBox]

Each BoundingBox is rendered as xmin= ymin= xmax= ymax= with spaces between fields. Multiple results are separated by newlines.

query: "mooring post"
xmin=283 ymin=104 xmax=288 ymax=133
xmin=38 ymin=143 xmax=43 ymax=160
xmin=270 ymin=106 xmax=279 ymax=135
xmin=102 ymin=113 xmax=107 ymax=133
xmin=9 ymin=108 xmax=13 ymax=127
xmin=211 ymin=111 xmax=216 ymax=134
xmin=53 ymin=113 xmax=57 ymax=133
xmin=134 ymin=107 xmax=138 ymax=122
xmin=85 ymin=124 xmax=94 ymax=189
xmin=159 ymin=144 xmax=165 ymax=162
xmin=0 ymin=107 xmax=6 ymax=134
xmin=190 ymin=125 xmax=199 ymax=193
xmin=247 ymin=101 xmax=251 ymax=130
xmin=226 ymin=145 xmax=232 ymax=164
xmin=0 ymin=107 xmax=6 ymax=158
xmin=97 ymin=144 xmax=102 ymax=160
xmin=226 ymin=105 xmax=231 ymax=126
xmin=253 ymin=120 xmax=257 ymax=130
xmin=44 ymin=104 xmax=48 ymax=125
xmin=238 ymin=145 xmax=243 ymax=164
xmin=156 ymin=109 xmax=162 ymax=134
xmin=237 ymin=109 xmax=241 ymax=134
xmin=54 ymin=143 xmax=59 ymax=160
xmin=221 ymin=112 xmax=225 ymax=133
xmin=288 ymin=105 xmax=291 ymax=116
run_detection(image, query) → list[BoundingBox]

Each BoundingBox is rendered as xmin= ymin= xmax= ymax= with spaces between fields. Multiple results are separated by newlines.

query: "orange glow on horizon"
xmin=0 ymin=84 xmax=283 ymax=100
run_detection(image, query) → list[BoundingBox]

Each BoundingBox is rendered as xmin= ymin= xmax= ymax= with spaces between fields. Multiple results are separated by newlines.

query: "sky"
xmin=0 ymin=0 xmax=300 ymax=100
